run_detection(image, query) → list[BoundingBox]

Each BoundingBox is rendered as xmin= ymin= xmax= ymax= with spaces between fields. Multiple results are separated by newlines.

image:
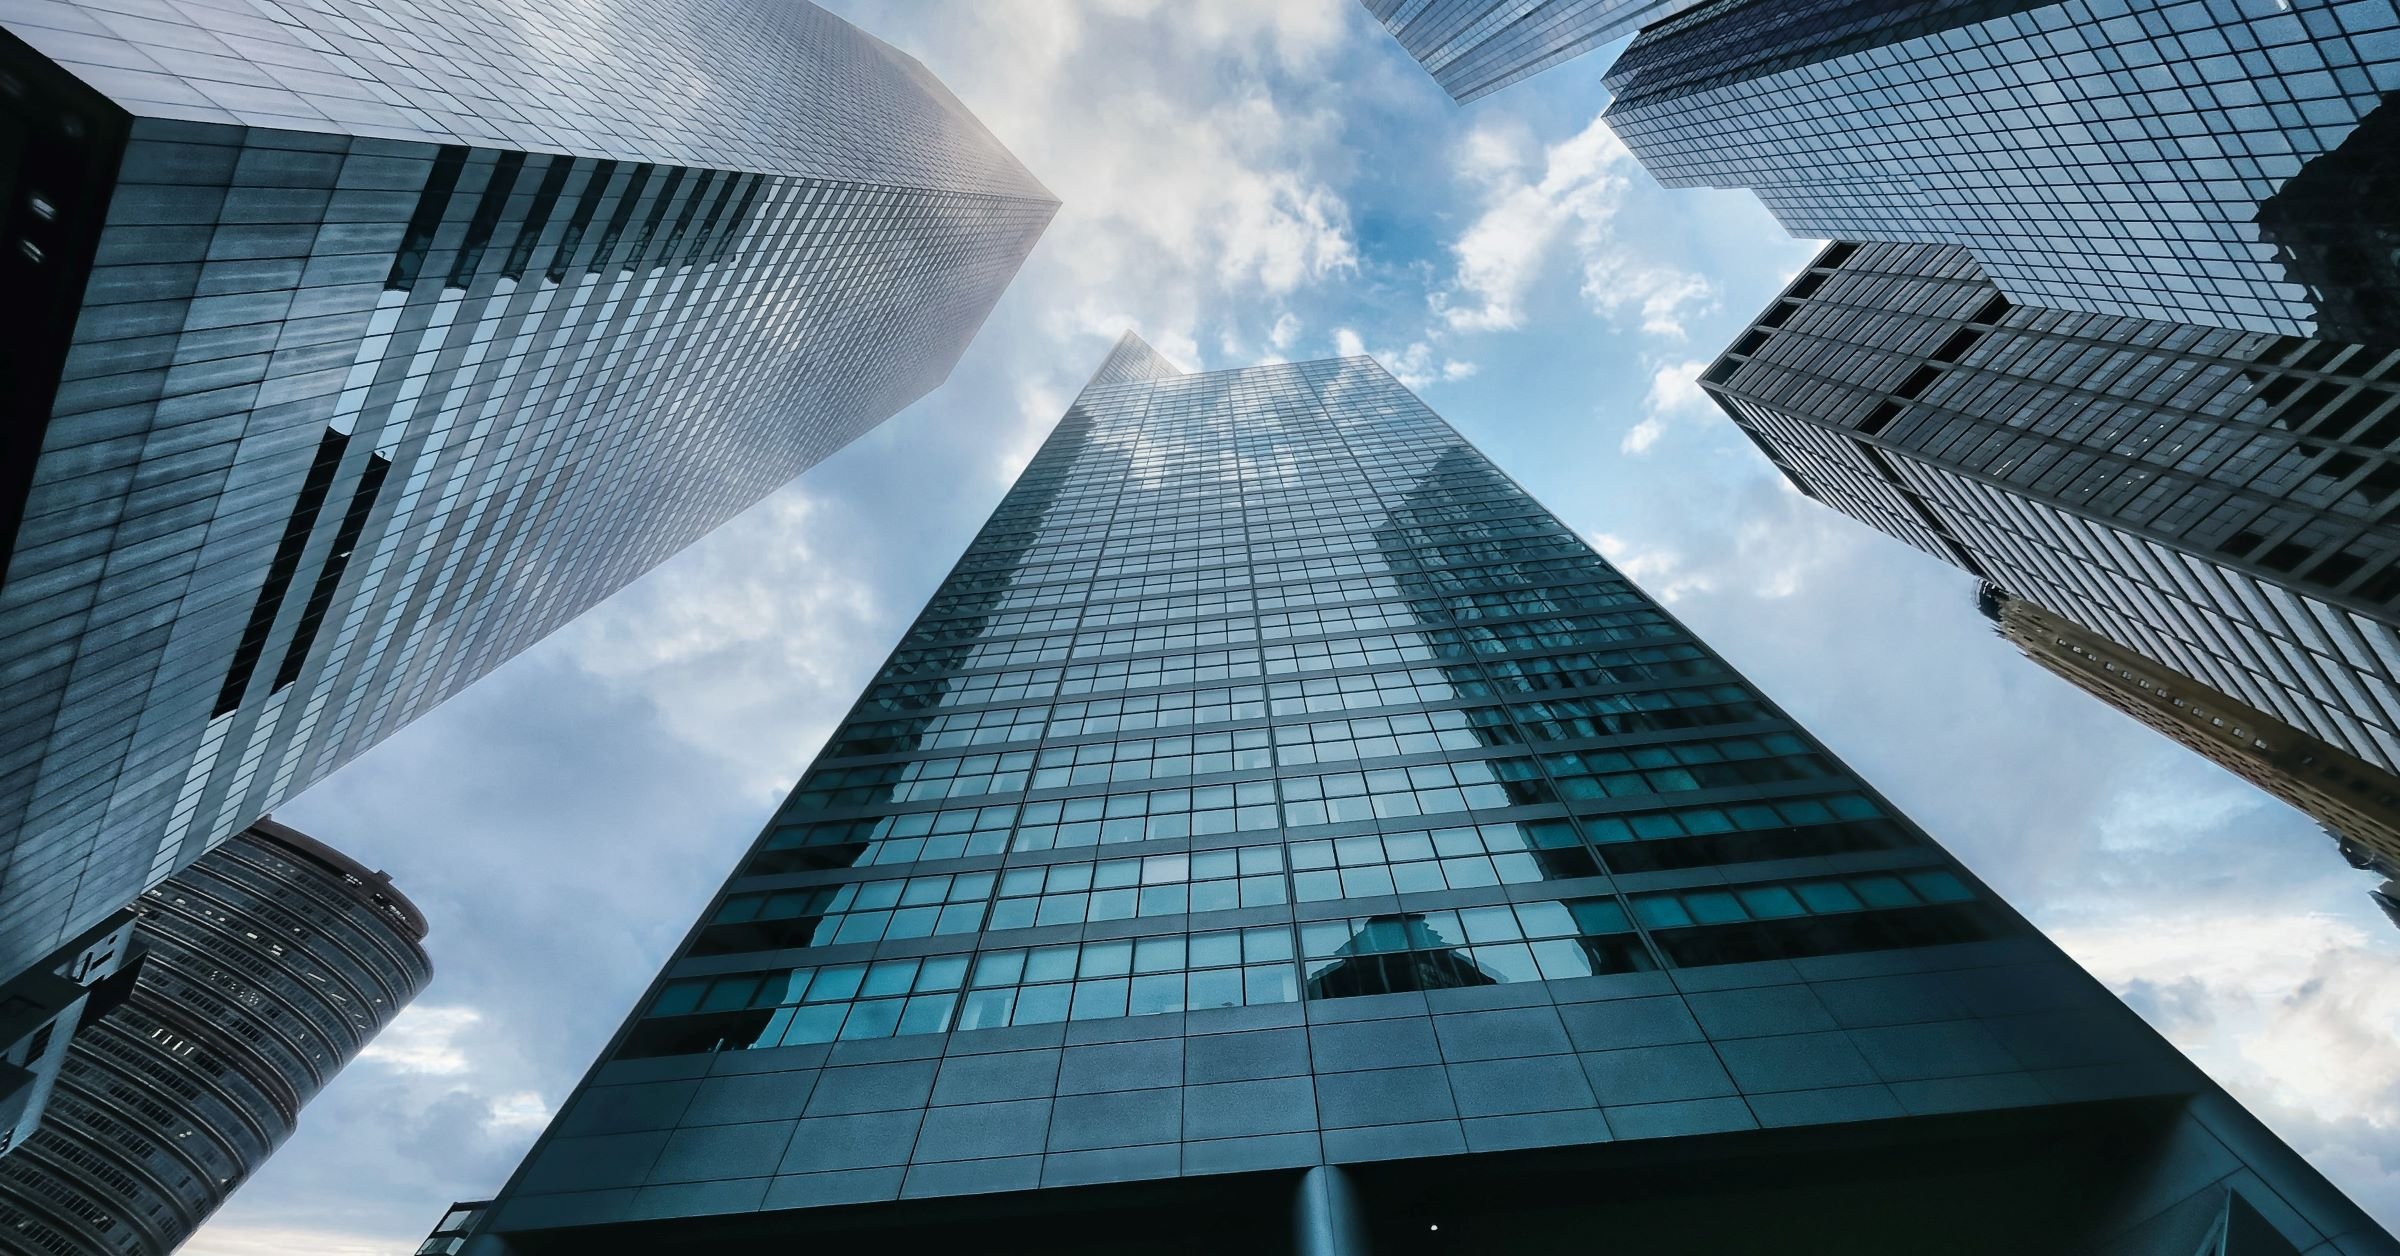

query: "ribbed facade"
xmin=0 ymin=819 xmax=430 ymax=1256
xmin=1602 ymin=0 xmax=2400 ymax=340
xmin=0 ymin=0 xmax=1055 ymax=986
xmin=1358 ymin=0 xmax=1708 ymax=102
xmin=457 ymin=341 xmax=2384 ymax=1254
xmin=1704 ymin=240 xmax=2400 ymax=778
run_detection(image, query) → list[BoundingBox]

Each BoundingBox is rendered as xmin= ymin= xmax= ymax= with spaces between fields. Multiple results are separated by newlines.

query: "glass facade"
xmin=1359 ymin=0 xmax=1711 ymax=102
xmin=461 ymin=338 xmax=2384 ymax=1254
xmin=0 ymin=819 xmax=431 ymax=1256
xmin=0 ymin=1 xmax=1055 ymax=988
xmin=1603 ymin=0 xmax=2400 ymax=339
xmin=1707 ymin=240 xmax=2400 ymax=775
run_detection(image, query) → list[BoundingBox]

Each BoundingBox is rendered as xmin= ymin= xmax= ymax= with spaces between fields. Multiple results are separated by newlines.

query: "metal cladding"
xmin=0 ymin=0 xmax=1056 ymax=984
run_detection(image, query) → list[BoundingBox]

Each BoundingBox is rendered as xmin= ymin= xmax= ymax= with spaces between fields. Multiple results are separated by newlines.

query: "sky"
xmin=180 ymin=2 xmax=2400 ymax=1251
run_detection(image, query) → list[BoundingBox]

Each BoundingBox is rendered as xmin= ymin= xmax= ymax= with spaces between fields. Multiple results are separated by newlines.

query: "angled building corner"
xmin=454 ymin=349 xmax=2387 ymax=1255
xmin=0 ymin=0 xmax=1053 ymax=988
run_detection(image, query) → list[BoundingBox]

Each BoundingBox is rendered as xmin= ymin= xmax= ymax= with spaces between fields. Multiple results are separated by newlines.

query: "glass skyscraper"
xmin=1357 ymin=0 xmax=1709 ymax=102
xmin=0 ymin=2 xmax=1055 ymax=988
xmin=453 ymin=338 xmax=2385 ymax=1253
xmin=1707 ymin=240 xmax=2400 ymax=776
xmin=1602 ymin=0 xmax=2400 ymax=340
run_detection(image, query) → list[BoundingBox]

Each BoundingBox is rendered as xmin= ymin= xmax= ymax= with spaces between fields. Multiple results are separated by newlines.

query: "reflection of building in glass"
xmin=0 ymin=819 xmax=429 ymax=1255
xmin=1982 ymin=585 xmax=2400 ymax=911
xmin=2253 ymin=93 xmax=2400 ymax=348
xmin=0 ymin=915 xmax=138 ymax=1161
xmin=0 ymin=1 xmax=1054 ymax=988
xmin=1357 ymin=0 xmax=1708 ymax=103
xmin=1601 ymin=0 xmax=2400 ymax=338
xmin=1706 ymin=240 xmax=2400 ymax=777
xmin=452 ymin=339 xmax=2384 ymax=1254
xmin=1298 ymin=913 xmax=1502 ymax=998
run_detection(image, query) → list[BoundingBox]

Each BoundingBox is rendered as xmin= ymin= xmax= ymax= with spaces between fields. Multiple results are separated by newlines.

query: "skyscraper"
xmin=454 ymin=339 xmax=2384 ymax=1253
xmin=1980 ymin=584 xmax=2400 ymax=901
xmin=1357 ymin=0 xmax=1707 ymax=103
xmin=0 ymin=2 xmax=1055 ymax=986
xmin=1705 ymin=239 xmax=2400 ymax=783
xmin=1601 ymin=0 xmax=2400 ymax=339
xmin=0 ymin=817 xmax=431 ymax=1255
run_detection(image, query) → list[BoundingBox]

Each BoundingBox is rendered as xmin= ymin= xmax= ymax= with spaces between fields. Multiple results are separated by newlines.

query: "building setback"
xmin=0 ymin=818 xmax=431 ymax=1255
xmin=452 ymin=338 xmax=2385 ymax=1254
xmin=1707 ymin=240 xmax=2400 ymax=775
xmin=1601 ymin=0 xmax=2400 ymax=340
xmin=1356 ymin=0 xmax=1708 ymax=103
xmin=0 ymin=1 xmax=1055 ymax=987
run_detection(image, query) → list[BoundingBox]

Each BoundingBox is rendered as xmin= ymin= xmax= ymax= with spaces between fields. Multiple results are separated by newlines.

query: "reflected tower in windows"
xmin=0 ymin=3 xmax=1055 ymax=987
xmin=453 ymin=336 xmax=2386 ymax=1254
xmin=1602 ymin=0 xmax=2400 ymax=339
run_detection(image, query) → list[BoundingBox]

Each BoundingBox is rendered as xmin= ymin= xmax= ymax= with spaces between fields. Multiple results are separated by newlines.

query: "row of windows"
xmin=625 ymin=872 xmax=2012 ymax=1058
xmin=714 ymin=803 xmax=1924 ymax=965
xmin=797 ymin=686 xmax=1785 ymax=812
xmin=842 ymin=639 xmax=1719 ymax=746
xmin=741 ymin=781 xmax=1903 ymax=888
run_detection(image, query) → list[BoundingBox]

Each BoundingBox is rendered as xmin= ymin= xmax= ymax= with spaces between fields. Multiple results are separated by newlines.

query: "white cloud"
xmin=1586 ymin=530 xmax=1716 ymax=603
xmin=2055 ymin=909 xmax=2400 ymax=1125
xmin=1621 ymin=358 xmax=1714 ymax=455
xmin=1329 ymin=327 xmax=1467 ymax=390
xmin=358 ymin=1004 xmax=482 ymax=1076
xmin=1437 ymin=112 xmax=1714 ymax=339
xmin=182 ymin=1225 xmax=411 ymax=1256
xmin=488 ymin=1090 xmax=555 ymax=1133
xmin=557 ymin=490 xmax=890 ymax=795
xmin=1270 ymin=311 xmax=1302 ymax=350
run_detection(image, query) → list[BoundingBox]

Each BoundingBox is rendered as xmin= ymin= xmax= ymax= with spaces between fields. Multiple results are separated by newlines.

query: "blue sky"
xmin=181 ymin=3 xmax=2400 ymax=1251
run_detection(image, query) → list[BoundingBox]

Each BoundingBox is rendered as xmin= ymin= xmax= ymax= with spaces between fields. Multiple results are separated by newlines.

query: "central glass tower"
xmin=461 ymin=339 xmax=2387 ymax=1253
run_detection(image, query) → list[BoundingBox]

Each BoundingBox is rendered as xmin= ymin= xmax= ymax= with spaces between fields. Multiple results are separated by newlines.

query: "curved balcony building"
xmin=0 ymin=819 xmax=430 ymax=1255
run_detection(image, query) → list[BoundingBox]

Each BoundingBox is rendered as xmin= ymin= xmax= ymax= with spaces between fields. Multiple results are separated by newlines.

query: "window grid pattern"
xmin=0 ymin=8 xmax=1055 ymax=979
xmin=1711 ymin=240 xmax=2400 ymax=771
xmin=1604 ymin=0 xmax=2400 ymax=340
xmin=614 ymin=346 xmax=2003 ymax=1061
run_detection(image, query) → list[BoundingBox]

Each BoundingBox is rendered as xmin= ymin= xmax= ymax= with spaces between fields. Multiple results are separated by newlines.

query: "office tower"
xmin=421 ymin=1202 xmax=493 ymax=1256
xmin=1601 ymin=0 xmax=2400 ymax=339
xmin=1982 ymin=584 xmax=2400 ymax=897
xmin=455 ymin=338 xmax=2383 ymax=1253
xmin=0 ymin=818 xmax=430 ymax=1255
xmin=1357 ymin=0 xmax=1707 ymax=102
xmin=0 ymin=3 xmax=1056 ymax=987
xmin=1707 ymin=240 xmax=2400 ymax=778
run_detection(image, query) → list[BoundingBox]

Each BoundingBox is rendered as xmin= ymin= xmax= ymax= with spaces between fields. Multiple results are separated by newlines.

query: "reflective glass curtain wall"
xmin=0 ymin=1 xmax=1055 ymax=984
xmin=465 ymin=339 xmax=2383 ymax=1254
xmin=1603 ymin=0 xmax=2400 ymax=341
xmin=1357 ymin=0 xmax=1711 ymax=102
xmin=1705 ymin=240 xmax=2400 ymax=775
